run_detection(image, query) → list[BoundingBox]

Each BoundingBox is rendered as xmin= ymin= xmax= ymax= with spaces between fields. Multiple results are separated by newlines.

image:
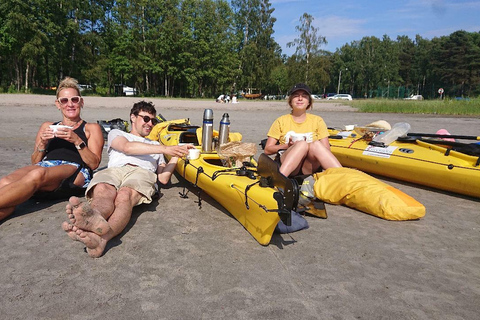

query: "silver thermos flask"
xmin=218 ymin=113 xmax=230 ymax=147
xmin=202 ymin=109 xmax=214 ymax=152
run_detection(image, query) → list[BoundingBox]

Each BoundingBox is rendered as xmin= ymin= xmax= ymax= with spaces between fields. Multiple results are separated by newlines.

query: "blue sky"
xmin=270 ymin=0 xmax=480 ymax=56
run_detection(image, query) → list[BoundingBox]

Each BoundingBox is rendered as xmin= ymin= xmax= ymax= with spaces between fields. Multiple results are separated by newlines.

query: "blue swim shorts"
xmin=36 ymin=160 xmax=92 ymax=188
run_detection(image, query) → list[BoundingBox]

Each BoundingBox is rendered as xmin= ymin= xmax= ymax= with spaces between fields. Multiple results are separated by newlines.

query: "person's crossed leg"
xmin=62 ymin=183 xmax=143 ymax=258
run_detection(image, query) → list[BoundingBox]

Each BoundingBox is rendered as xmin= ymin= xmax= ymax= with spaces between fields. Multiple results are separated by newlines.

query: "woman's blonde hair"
xmin=56 ymin=77 xmax=81 ymax=98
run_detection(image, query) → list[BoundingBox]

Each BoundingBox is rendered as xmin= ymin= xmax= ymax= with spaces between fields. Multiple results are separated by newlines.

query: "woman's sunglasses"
xmin=138 ymin=115 xmax=159 ymax=125
xmin=57 ymin=96 xmax=81 ymax=105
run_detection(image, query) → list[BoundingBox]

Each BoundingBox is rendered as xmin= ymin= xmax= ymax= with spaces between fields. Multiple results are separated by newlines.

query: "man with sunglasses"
xmin=62 ymin=101 xmax=191 ymax=258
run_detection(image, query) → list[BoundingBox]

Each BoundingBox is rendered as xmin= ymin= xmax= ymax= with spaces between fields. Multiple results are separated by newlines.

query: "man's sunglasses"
xmin=57 ymin=96 xmax=81 ymax=105
xmin=138 ymin=115 xmax=159 ymax=125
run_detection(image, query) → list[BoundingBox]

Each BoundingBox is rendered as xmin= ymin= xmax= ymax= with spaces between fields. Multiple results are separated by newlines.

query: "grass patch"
xmin=348 ymin=98 xmax=480 ymax=115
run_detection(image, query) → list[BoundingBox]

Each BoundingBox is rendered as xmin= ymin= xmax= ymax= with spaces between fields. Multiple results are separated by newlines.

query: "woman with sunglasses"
xmin=264 ymin=83 xmax=342 ymax=178
xmin=0 ymin=77 xmax=104 ymax=221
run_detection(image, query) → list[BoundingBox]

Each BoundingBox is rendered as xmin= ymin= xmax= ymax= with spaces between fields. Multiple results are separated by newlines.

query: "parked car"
xmin=78 ymin=84 xmax=92 ymax=92
xmin=123 ymin=86 xmax=137 ymax=96
xmin=114 ymin=84 xmax=137 ymax=96
xmin=326 ymin=93 xmax=336 ymax=99
xmin=311 ymin=94 xmax=322 ymax=100
xmin=264 ymin=94 xmax=284 ymax=100
xmin=327 ymin=94 xmax=353 ymax=101
xmin=404 ymin=94 xmax=423 ymax=100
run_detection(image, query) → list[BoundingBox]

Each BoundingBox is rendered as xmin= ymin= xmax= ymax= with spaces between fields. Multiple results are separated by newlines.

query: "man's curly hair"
xmin=130 ymin=101 xmax=157 ymax=123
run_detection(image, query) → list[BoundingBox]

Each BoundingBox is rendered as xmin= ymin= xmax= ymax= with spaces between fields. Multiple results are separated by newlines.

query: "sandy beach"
xmin=1 ymin=94 xmax=479 ymax=319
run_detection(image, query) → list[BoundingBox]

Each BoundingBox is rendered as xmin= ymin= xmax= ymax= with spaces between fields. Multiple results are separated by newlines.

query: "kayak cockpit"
xmin=168 ymin=123 xmax=200 ymax=146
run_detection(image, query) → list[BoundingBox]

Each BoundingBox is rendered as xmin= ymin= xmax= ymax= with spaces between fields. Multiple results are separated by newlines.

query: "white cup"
xmin=291 ymin=134 xmax=306 ymax=142
xmin=49 ymin=125 xmax=72 ymax=133
xmin=187 ymin=148 xmax=200 ymax=160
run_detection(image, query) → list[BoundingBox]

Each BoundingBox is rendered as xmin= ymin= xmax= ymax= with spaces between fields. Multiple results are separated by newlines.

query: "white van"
xmin=123 ymin=86 xmax=137 ymax=96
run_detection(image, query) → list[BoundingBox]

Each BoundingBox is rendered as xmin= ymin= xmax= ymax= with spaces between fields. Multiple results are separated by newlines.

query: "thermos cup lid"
xmin=203 ymin=109 xmax=213 ymax=120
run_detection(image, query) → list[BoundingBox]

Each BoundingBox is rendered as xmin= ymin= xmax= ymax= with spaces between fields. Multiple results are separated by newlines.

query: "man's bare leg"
xmin=70 ymin=187 xmax=143 ymax=258
xmin=62 ymin=222 xmax=105 ymax=257
xmin=63 ymin=183 xmax=116 ymax=239
xmin=62 ymin=222 xmax=82 ymax=241
xmin=87 ymin=183 xmax=118 ymax=220
xmin=74 ymin=229 xmax=106 ymax=258
xmin=66 ymin=196 xmax=111 ymax=235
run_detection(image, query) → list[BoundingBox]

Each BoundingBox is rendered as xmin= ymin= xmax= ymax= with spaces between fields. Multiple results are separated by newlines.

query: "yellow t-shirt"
xmin=267 ymin=113 xmax=329 ymax=144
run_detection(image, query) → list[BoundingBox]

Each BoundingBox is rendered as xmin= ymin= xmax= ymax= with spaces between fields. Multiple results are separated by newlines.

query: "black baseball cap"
xmin=289 ymin=83 xmax=311 ymax=96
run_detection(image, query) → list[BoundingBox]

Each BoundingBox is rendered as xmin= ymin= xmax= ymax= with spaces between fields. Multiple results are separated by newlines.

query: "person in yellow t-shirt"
xmin=264 ymin=83 xmax=342 ymax=177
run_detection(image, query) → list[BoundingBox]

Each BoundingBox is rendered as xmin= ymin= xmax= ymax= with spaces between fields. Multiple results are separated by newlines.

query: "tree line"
xmin=1 ymin=0 xmax=479 ymax=99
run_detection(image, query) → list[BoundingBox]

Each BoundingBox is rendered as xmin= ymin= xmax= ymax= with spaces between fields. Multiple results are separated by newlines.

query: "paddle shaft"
xmin=407 ymin=133 xmax=480 ymax=141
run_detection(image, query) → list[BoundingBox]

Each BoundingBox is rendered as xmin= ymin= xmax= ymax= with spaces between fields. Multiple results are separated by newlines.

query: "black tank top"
xmin=44 ymin=121 xmax=89 ymax=168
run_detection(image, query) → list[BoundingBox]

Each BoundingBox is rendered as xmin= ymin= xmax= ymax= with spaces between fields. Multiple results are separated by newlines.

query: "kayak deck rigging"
xmin=331 ymin=133 xmax=480 ymax=170
xmin=176 ymin=154 xmax=296 ymax=226
xmin=328 ymin=127 xmax=480 ymax=198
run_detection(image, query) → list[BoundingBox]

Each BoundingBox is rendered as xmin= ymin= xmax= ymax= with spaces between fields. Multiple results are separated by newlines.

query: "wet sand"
xmin=1 ymin=94 xmax=479 ymax=319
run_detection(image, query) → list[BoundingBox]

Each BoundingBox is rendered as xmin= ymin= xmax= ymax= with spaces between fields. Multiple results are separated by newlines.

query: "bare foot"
xmin=66 ymin=196 xmax=111 ymax=236
xmin=62 ymin=221 xmax=82 ymax=241
xmin=75 ymin=228 xmax=108 ymax=258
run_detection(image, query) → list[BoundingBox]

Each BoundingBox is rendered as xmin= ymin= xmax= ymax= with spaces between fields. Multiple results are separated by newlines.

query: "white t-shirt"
xmin=107 ymin=129 xmax=166 ymax=172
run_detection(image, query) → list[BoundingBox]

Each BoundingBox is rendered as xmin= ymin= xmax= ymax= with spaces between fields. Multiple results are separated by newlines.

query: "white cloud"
xmin=313 ymin=15 xmax=367 ymax=39
xmin=271 ymin=0 xmax=480 ymax=54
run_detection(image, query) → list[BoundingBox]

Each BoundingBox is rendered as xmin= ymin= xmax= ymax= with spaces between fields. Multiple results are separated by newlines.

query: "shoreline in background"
xmin=0 ymin=93 xmax=357 ymax=112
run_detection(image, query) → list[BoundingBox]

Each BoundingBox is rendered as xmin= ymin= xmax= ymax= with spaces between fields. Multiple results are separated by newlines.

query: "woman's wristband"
xmin=36 ymin=145 xmax=46 ymax=152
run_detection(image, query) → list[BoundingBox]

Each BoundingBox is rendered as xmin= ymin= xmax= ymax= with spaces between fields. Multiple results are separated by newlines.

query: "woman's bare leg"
xmin=302 ymin=140 xmax=342 ymax=174
xmin=279 ymin=141 xmax=309 ymax=176
xmin=0 ymin=207 xmax=15 ymax=222
xmin=0 ymin=165 xmax=77 ymax=220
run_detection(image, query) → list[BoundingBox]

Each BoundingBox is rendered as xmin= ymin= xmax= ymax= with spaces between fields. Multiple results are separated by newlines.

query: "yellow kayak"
xmin=328 ymin=128 xmax=480 ymax=198
xmin=148 ymin=119 xmax=299 ymax=245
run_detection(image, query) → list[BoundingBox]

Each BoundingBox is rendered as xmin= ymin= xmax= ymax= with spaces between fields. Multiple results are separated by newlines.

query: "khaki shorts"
xmin=86 ymin=165 xmax=157 ymax=206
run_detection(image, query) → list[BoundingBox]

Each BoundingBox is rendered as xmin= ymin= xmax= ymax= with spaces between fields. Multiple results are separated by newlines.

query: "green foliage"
xmin=286 ymin=13 xmax=327 ymax=84
xmin=266 ymin=64 xmax=288 ymax=94
xmin=329 ymin=31 xmax=480 ymax=99
xmin=0 ymin=2 xmax=479 ymax=100
xmin=231 ymin=0 xmax=282 ymax=94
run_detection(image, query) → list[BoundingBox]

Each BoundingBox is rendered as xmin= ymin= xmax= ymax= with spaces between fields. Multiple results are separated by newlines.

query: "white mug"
xmin=49 ymin=125 xmax=72 ymax=133
xmin=291 ymin=134 xmax=306 ymax=142
xmin=187 ymin=148 xmax=200 ymax=160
